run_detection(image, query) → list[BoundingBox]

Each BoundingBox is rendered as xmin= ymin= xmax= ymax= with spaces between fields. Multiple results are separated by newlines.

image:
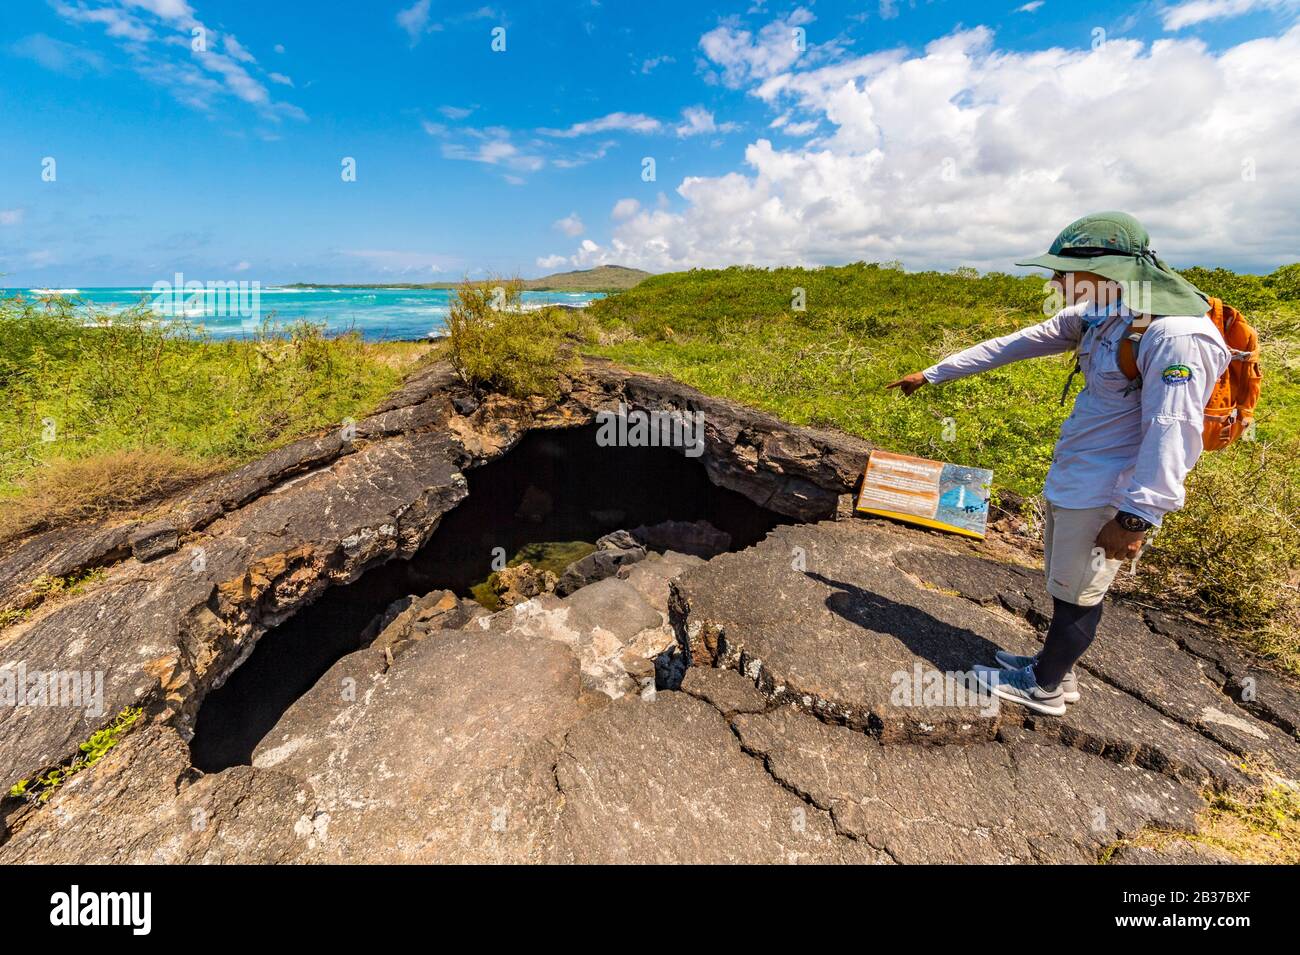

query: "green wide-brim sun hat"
xmin=1016 ymin=211 xmax=1210 ymax=317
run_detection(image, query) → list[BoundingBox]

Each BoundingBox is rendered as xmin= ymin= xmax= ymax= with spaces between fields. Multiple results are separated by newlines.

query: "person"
xmin=887 ymin=211 xmax=1229 ymax=715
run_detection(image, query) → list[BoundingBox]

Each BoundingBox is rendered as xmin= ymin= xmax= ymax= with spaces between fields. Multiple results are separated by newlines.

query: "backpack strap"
xmin=1118 ymin=314 xmax=1152 ymax=382
xmin=1058 ymin=358 xmax=1080 ymax=407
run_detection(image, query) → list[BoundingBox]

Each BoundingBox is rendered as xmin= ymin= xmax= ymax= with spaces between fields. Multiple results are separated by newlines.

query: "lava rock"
xmin=556 ymin=693 xmax=882 ymax=863
xmin=595 ymin=529 xmax=639 ymax=551
xmin=731 ymin=705 xmax=1205 ymax=864
xmin=129 ymin=521 xmax=181 ymax=563
xmin=556 ymin=545 xmax=646 ymax=596
xmin=493 ymin=562 xmax=558 ymax=607
xmin=628 ymin=519 xmax=731 ymax=558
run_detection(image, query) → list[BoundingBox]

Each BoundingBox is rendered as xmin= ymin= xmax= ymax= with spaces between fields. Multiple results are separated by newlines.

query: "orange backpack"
xmin=1118 ymin=297 xmax=1262 ymax=451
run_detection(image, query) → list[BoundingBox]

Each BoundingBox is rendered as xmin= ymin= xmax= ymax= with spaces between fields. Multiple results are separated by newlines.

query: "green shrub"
xmin=446 ymin=277 xmax=591 ymax=399
xmin=1140 ymin=437 xmax=1300 ymax=668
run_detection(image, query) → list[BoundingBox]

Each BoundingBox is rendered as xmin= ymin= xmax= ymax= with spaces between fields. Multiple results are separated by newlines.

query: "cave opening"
xmin=188 ymin=423 xmax=789 ymax=772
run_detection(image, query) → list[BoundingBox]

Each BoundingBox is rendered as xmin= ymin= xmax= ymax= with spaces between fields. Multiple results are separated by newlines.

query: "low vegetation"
xmin=0 ymin=294 xmax=431 ymax=543
xmin=1105 ymin=768 xmax=1300 ymax=864
xmin=589 ymin=262 xmax=1300 ymax=670
xmin=8 ymin=706 xmax=143 ymax=804
xmin=446 ymin=277 xmax=594 ymax=399
xmin=470 ymin=540 xmax=596 ymax=611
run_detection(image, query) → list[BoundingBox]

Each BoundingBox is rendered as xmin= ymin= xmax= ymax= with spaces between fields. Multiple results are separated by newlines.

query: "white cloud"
xmin=223 ymin=33 xmax=254 ymax=63
xmin=554 ymin=213 xmax=585 ymax=237
xmin=611 ymin=198 xmax=641 ymax=221
xmin=675 ymin=105 xmax=741 ymax=137
xmin=557 ymin=23 xmax=1300 ymax=273
xmin=273 ymin=43 xmax=285 ymax=53
xmin=541 ymin=112 xmax=663 ymax=137
xmin=125 ymin=0 xmax=196 ymax=18
xmin=439 ymin=105 xmax=474 ymax=119
xmin=50 ymin=2 xmax=303 ymax=122
xmin=234 ymin=259 xmax=251 ymax=272
xmin=396 ymin=0 xmax=434 ymax=44
xmin=536 ymin=254 xmax=568 ymax=270
xmin=10 ymin=33 xmax=107 ymax=75
xmin=699 ymin=7 xmax=818 ymax=89
xmin=641 ymin=54 xmax=674 ymax=73
xmin=0 ymin=209 xmax=25 ymax=226
xmin=437 ymin=126 xmax=546 ymax=173
xmin=1162 ymin=0 xmax=1296 ymax=30
xmin=268 ymin=71 xmax=293 ymax=86
xmin=53 ymin=1 xmax=154 ymax=42
xmin=1017 ymin=1 xmax=1045 ymax=11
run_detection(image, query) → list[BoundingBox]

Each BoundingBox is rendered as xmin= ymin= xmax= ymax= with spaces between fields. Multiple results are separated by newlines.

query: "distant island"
xmin=286 ymin=265 xmax=651 ymax=294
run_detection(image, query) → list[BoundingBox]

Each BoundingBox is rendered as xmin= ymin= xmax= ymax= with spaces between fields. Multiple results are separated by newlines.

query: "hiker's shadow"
xmin=805 ymin=571 xmax=1004 ymax=672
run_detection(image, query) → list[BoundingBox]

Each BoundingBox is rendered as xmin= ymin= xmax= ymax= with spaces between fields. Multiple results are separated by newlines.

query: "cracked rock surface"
xmin=1 ymin=360 xmax=1296 ymax=864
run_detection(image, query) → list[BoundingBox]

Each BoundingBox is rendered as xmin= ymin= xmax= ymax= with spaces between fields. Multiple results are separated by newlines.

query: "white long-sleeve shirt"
xmin=922 ymin=301 xmax=1230 ymax=526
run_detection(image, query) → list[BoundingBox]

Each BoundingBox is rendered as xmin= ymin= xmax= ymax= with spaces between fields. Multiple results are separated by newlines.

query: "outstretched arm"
xmin=920 ymin=307 xmax=1085 ymax=385
xmin=887 ymin=307 xmax=1083 ymax=395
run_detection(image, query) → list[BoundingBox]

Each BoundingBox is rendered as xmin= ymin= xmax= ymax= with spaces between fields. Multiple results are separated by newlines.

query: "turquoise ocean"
xmin=4 ymin=286 xmax=606 ymax=342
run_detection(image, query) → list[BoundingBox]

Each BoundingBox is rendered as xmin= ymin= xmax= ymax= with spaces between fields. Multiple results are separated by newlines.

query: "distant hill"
xmin=286 ymin=265 xmax=652 ymax=293
xmin=523 ymin=265 xmax=650 ymax=292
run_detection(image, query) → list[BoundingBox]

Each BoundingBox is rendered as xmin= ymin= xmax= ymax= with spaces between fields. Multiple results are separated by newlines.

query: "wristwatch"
xmin=1115 ymin=510 xmax=1153 ymax=532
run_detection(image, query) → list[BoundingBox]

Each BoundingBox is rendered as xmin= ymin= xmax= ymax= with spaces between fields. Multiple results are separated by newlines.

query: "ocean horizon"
xmin=2 ymin=286 xmax=606 ymax=342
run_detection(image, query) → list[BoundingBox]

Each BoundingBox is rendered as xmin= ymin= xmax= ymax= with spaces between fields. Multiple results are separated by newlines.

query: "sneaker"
xmin=973 ymin=664 xmax=1067 ymax=716
xmin=994 ymin=650 xmax=1081 ymax=703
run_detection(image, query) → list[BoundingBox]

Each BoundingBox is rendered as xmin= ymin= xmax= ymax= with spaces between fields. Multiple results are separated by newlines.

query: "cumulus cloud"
xmin=553 ymin=213 xmax=585 ymax=237
xmin=546 ymin=22 xmax=1300 ymax=273
xmin=698 ymin=7 xmax=818 ymax=88
xmin=675 ymin=106 xmax=740 ymax=137
xmin=611 ymin=198 xmax=641 ymax=221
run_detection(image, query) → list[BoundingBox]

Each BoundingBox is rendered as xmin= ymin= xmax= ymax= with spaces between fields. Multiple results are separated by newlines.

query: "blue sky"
xmin=2 ymin=0 xmax=1298 ymax=286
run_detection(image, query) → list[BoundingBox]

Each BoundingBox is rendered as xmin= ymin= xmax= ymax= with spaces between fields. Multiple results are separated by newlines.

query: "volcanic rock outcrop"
xmin=1 ymin=359 xmax=1295 ymax=863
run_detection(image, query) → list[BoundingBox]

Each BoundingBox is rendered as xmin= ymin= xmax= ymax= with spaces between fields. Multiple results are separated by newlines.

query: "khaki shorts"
xmin=1043 ymin=504 xmax=1123 ymax=607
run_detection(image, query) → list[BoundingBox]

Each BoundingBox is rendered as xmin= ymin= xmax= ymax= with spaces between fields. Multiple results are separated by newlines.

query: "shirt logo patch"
xmin=1161 ymin=363 xmax=1192 ymax=385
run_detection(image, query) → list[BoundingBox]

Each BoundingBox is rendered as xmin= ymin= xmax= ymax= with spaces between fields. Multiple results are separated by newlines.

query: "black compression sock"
xmin=1035 ymin=597 xmax=1104 ymax=691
